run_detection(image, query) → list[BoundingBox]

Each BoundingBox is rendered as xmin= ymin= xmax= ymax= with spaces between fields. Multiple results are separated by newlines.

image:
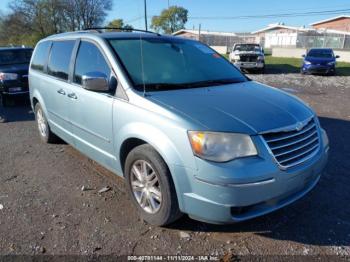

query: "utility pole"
xmin=144 ymin=0 xmax=148 ymax=31
xmin=198 ymin=23 xmax=201 ymax=42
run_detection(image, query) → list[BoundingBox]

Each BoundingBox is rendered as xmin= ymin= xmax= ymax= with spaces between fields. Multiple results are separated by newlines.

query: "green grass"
xmin=223 ymin=54 xmax=350 ymax=76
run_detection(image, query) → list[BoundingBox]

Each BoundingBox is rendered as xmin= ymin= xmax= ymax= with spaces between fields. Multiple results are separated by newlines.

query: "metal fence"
xmin=196 ymin=32 xmax=350 ymax=51
xmin=296 ymin=34 xmax=350 ymax=50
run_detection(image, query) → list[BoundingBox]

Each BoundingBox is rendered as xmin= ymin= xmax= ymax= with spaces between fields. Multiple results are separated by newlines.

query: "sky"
xmin=0 ymin=0 xmax=349 ymax=32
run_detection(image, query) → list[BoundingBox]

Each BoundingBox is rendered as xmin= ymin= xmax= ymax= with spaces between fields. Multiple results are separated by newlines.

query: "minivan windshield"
xmin=108 ymin=38 xmax=247 ymax=91
xmin=307 ymin=49 xmax=333 ymax=58
xmin=0 ymin=49 xmax=32 ymax=66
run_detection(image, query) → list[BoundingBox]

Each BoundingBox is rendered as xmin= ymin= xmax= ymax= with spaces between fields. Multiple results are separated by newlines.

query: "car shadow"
xmin=336 ymin=65 xmax=350 ymax=76
xmin=168 ymin=116 xmax=350 ymax=247
xmin=0 ymin=96 xmax=35 ymax=122
xmin=264 ymin=64 xmax=300 ymax=74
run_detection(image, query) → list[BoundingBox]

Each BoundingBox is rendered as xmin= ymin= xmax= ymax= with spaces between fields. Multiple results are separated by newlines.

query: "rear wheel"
xmin=125 ymin=144 xmax=182 ymax=226
xmin=34 ymin=103 xmax=58 ymax=143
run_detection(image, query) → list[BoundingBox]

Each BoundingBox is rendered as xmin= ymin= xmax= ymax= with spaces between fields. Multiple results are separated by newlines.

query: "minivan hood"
xmin=148 ymin=81 xmax=313 ymax=134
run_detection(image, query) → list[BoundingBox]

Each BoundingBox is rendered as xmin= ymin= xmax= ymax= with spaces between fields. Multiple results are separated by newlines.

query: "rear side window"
xmin=48 ymin=41 xmax=75 ymax=80
xmin=31 ymin=42 xmax=51 ymax=71
xmin=73 ymin=41 xmax=111 ymax=85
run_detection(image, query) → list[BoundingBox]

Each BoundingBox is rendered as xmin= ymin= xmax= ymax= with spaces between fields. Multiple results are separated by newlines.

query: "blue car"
xmin=29 ymin=30 xmax=329 ymax=225
xmin=301 ymin=48 xmax=339 ymax=75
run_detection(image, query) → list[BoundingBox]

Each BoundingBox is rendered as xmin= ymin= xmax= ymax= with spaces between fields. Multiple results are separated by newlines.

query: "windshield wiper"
xmin=135 ymin=79 xmax=245 ymax=91
xmin=135 ymin=83 xmax=186 ymax=91
xmin=184 ymin=79 xmax=245 ymax=88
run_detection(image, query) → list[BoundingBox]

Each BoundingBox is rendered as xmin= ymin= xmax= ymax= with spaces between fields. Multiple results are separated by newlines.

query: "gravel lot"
xmin=0 ymin=73 xmax=349 ymax=260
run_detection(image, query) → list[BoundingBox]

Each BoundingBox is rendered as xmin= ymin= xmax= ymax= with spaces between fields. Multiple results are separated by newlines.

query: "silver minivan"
xmin=29 ymin=30 xmax=329 ymax=226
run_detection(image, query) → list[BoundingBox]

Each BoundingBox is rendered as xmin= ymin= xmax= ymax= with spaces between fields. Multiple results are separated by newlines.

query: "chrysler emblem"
xmin=295 ymin=122 xmax=304 ymax=131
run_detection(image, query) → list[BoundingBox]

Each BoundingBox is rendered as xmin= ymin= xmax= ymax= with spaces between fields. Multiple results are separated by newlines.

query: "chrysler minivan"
xmin=29 ymin=30 xmax=329 ymax=226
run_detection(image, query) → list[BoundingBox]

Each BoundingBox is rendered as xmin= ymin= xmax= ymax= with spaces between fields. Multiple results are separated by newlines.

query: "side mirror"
xmin=302 ymin=54 xmax=305 ymax=57
xmin=82 ymin=72 xmax=109 ymax=92
xmin=335 ymin=55 xmax=340 ymax=58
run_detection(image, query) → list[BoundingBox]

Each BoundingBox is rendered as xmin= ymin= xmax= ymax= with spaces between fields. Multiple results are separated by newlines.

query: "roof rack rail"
xmin=83 ymin=27 xmax=161 ymax=36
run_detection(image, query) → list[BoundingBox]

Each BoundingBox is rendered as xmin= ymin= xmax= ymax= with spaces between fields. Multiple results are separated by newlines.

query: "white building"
xmin=251 ymin=23 xmax=314 ymax=48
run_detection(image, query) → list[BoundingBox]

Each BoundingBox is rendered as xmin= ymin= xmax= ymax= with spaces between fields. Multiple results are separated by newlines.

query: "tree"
xmin=106 ymin=19 xmax=133 ymax=30
xmin=151 ymin=6 xmax=188 ymax=34
xmin=0 ymin=0 xmax=113 ymax=46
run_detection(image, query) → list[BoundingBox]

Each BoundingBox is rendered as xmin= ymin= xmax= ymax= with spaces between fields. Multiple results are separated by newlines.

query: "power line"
xmin=188 ymin=8 xmax=350 ymax=20
xmin=124 ymin=7 xmax=350 ymax=25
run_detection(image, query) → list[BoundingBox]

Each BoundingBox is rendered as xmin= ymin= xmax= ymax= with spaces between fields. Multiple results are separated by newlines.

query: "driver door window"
xmin=74 ymin=41 xmax=111 ymax=85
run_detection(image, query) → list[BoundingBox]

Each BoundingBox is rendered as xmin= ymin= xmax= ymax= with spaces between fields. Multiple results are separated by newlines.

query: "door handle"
xmin=57 ymin=89 xmax=66 ymax=95
xmin=67 ymin=93 xmax=78 ymax=99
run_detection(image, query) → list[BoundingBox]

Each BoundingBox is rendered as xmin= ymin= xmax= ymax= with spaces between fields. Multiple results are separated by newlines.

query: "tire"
xmin=34 ymin=103 xmax=58 ymax=143
xmin=125 ymin=144 xmax=182 ymax=226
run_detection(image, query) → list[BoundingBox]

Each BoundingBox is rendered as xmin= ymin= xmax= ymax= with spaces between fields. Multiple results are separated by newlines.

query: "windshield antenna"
xmin=139 ymin=34 xmax=146 ymax=96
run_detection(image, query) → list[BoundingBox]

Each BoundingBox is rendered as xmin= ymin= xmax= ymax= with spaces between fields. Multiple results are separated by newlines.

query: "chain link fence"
xmin=195 ymin=32 xmax=350 ymax=53
xmin=296 ymin=33 xmax=350 ymax=50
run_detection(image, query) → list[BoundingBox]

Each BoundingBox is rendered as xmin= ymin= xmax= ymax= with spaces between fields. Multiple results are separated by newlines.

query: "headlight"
xmin=327 ymin=61 xmax=335 ymax=65
xmin=257 ymin=55 xmax=264 ymax=61
xmin=0 ymin=72 xmax=18 ymax=81
xmin=233 ymin=55 xmax=240 ymax=60
xmin=321 ymin=128 xmax=329 ymax=148
xmin=304 ymin=60 xmax=311 ymax=65
xmin=188 ymin=131 xmax=257 ymax=162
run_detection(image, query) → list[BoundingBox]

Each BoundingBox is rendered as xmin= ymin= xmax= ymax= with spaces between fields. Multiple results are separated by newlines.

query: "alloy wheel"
xmin=130 ymin=160 xmax=162 ymax=214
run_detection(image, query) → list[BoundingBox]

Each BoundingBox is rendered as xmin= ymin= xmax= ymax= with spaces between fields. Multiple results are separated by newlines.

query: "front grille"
xmin=240 ymin=55 xmax=258 ymax=62
xmin=262 ymin=118 xmax=320 ymax=169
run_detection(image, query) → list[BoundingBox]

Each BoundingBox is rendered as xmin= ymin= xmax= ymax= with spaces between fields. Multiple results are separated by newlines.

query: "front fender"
xmin=115 ymin=122 xmax=197 ymax=211
xmin=115 ymin=122 xmax=196 ymax=170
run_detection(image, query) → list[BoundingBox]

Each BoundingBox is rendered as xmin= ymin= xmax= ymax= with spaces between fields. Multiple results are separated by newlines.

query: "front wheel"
xmin=125 ymin=144 xmax=182 ymax=226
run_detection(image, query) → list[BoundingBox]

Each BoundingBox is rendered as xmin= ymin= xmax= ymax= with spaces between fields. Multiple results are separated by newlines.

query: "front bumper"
xmin=234 ymin=61 xmax=264 ymax=69
xmin=173 ymin=136 xmax=329 ymax=224
xmin=302 ymin=64 xmax=335 ymax=74
xmin=1 ymin=79 xmax=29 ymax=96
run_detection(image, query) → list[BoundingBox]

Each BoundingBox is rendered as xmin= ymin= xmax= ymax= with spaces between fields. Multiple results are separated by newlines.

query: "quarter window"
xmin=48 ymin=41 xmax=75 ymax=80
xmin=31 ymin=41 xmax=51 ymax=71
xmin=74 ymin=41 xmax=111 ymax=85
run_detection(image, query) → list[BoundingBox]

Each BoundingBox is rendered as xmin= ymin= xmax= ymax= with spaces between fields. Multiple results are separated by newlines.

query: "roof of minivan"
xmin=44 ymin=31 xmax=182 ymax=41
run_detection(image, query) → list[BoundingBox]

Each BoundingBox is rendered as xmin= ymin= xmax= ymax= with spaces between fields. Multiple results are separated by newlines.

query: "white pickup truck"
xmin=229 ymin=43 xmax=265 ymax=73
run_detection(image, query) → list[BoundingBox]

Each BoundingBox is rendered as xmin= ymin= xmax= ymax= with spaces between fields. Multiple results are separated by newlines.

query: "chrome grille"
xmin=262 ymin=118 xmax=320 ymax=169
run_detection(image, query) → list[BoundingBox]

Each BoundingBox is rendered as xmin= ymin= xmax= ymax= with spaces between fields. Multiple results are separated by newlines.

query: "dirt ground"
xmin=0 ymin=73 xmax=349 ymax=260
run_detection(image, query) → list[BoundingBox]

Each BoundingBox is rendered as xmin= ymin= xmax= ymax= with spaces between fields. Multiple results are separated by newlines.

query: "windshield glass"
xmin=0 ymin=49 xmax=32 ymax=65
xmin=234 ymin=44 xmax=260 ymax=52
xmin=108 ymin=38 xmax=246 ymax=91
xmin=307 ymin=49 xmax=333 ymax=58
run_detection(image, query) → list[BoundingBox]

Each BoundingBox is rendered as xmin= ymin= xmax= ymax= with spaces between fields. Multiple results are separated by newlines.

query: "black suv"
xmin=0 ymin=47 xmax=33 ymax=106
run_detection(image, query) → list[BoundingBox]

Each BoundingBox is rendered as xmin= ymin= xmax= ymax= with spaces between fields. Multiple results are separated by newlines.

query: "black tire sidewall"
xmin=125 ymin=144 xmax=180 ymax=226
